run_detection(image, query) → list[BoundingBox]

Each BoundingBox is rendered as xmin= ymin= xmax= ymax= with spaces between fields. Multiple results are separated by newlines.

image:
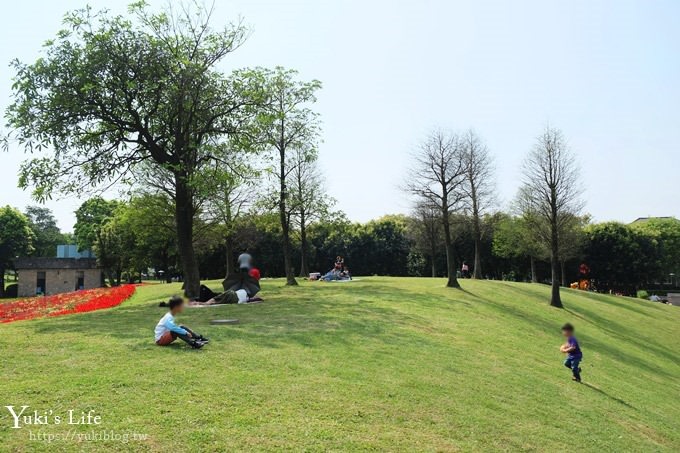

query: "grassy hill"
xmin=1 ymin=278 xmax=678 ymax=452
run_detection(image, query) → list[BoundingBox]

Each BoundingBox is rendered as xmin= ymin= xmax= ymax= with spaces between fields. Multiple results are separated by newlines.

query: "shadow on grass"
xmin=582 ymin=382 xmax=635 ymax=409
xmin=462 ymin=285 xmax=678 ymax=380
xmin=564 ymin=305 xmax=678 ymax=367
xmin=568 ymin=290 xmax=659 ymax=318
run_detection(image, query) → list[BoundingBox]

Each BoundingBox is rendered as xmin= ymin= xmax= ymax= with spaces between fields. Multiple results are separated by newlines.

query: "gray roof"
xmin=14 ymin=257 xmax=99 ymax=270
xmin=631 ymin=216 xmax=677 ymax=224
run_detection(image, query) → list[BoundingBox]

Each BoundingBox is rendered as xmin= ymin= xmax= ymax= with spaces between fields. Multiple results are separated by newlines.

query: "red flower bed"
xmin=0 ymin=285 xmax=136 ymax=324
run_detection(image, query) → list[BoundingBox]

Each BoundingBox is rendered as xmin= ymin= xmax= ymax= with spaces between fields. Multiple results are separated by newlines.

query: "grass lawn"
xmin=1 ymin=278 xmax=678 ymax=451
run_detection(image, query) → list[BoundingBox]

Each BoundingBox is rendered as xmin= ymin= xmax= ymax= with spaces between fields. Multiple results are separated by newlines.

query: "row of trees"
xmin=407 ymin=126 xmax=582 ymax=307
xmin=1 ymin=197 xmax=677 ymax=297
xmin=2 ymin=2 xmax=677 ymax=305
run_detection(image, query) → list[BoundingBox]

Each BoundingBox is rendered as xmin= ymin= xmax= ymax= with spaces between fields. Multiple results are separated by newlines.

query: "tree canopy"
xmin=5 ymin=1 xmax=267 ymax=297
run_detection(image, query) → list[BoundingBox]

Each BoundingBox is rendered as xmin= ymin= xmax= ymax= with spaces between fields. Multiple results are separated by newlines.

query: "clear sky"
xmin=1 ymin=0 xmax=678 ymax=231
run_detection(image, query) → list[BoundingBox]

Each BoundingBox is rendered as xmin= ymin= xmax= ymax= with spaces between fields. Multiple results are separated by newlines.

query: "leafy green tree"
xmin=124 ymin=194 xmax=177 ymax=276
xmin=584 ymin=222 xmax=662 ymax=292
xmin=96 ymin=218 xmax=133 ymax=286
xmin=0 ymin=206 xmax=34 ymax=296
xmin=363 ymin=216 xmax=412 ymax=276
xmin=255 ymin=67 xmax=322 ymax=286
xmin=24 ymin=206 xmax=65 ymax=257
xmin=493 ymin=214 xmax=547 ymax=283
xmin=631 ymin=218 xmax=680 ymax=283
xmin=74 ymin=198 xmax=119 ymax=251
xmin=74 ymin=198 xmax=120 ymax=284
xmin=5 ymin=2 xmax=265 ymax=297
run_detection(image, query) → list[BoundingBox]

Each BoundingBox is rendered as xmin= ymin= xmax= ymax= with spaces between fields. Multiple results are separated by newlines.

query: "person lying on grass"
xmin=155 ymin=296 xmax=209 ymax=349
xmin=189 ymin=289 xmax=262 ymax=306
xmin=559 ymin=323 xmax=583 ymax=382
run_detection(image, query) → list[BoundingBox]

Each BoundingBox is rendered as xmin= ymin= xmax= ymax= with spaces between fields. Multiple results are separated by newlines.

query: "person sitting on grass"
xmin=155 ymin=296 xmax=209 ymax=349
xmin=340 ymin=266 xmax=352 ymax=280
xmin=559 ymin=323 xmax=583 ymax=382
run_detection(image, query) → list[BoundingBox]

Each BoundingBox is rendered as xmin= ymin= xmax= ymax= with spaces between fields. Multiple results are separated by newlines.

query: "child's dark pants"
xmin=174 ymin=325 xmax=202 ymax=345
xmin=564 ymin=356 xmax=582 ymax=380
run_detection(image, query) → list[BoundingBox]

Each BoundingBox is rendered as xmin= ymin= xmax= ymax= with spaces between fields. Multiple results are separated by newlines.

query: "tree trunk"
xmin=281 ymin=214 xmax=297 ymax=285
xmin=472 ymin=207 xmax=483 ymax=279
xmin=279 ymin=149 xmax=298 ymax=286
xmin=0 ymin=267 xmax=5 ymax=298
xmin=175 ymin=175 xmax=200 ymax=298
xmin=530 ymin=255 xmax=537 ymax=283
xmin=299 ymin=211 xmax=309 ymax=278
xmin=550 ymin=219 xmax=563 ymax=308
xmin=473 ymin=237 xmax=482 ymax=279
xmin=442 ymin=213 xmax=460 ymax=288
xmin=105 ymin=270 xmax=116 ymax=287
xmin=561 ymin=260 xmax=567 ymax=288
xmin=429 ymin=235 xmax=437 ymax=278
xmin=225 ymin=237 xmax=234 ymax=277
xmin=445 ymin=243 xmax=459 ymax=287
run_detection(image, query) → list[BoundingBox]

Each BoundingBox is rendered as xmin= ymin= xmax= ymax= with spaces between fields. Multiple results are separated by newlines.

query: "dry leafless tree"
xmin=519 ymin=126 xmax=583 ymax=307
xmin=460 ymin=130 xmax=495 ymax=279
xmin=407 ymin=130 xmax=466 ymax=288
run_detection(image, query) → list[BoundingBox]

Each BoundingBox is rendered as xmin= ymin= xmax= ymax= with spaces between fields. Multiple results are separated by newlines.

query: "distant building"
xmin=14 ymin=245 xmax=101 ymax=297
xmin=630 ymin=216 xmax=677 ymax=224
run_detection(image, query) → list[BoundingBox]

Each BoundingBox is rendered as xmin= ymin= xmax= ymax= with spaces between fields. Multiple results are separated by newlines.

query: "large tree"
xmin=0 ymin=206 xmax=34 ymax=297
xmin=24 ymin=206 xmax=65 ymax=257
xmin=407 ymin=130 xmax=465 ymax=288
xmin=631 ymin=217 xmax=680 ymax=283
xmin=584 ymin=222 xmax=662 ymax=292
xmin=519 ymin=126 xmax=583 ymax=307
xmin=460 ymin=130 xmax=495 ymax=279
xmin=256 ymin=67 xmax=322 ymax=286
xmin=5 ymin=2 xmax=264 ymax=297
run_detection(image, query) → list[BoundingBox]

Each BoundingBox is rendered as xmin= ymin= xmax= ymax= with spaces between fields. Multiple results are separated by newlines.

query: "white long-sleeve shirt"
xmin=154 ymin=313 xmax=188 ymax=341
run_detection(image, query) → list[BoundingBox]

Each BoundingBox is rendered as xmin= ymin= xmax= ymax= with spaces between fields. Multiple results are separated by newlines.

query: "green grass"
xmin=0 ymin=278 xmax=678 ymax=452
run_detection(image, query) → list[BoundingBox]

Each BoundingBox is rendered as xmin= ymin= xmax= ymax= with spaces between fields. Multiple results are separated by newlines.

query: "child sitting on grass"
xmin=560 ymin=323 xmax=583 ymax=382
xmin=155 ymin=296 xmax=209 ymax=349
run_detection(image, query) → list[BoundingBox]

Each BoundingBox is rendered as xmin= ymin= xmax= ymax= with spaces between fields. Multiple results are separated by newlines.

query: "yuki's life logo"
xmin=5 ymin=406 xmax=102 ymax=429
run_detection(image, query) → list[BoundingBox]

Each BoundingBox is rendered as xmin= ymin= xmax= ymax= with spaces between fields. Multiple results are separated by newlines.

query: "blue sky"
xmin=1 ymin=0 xmax=678 ymax=230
